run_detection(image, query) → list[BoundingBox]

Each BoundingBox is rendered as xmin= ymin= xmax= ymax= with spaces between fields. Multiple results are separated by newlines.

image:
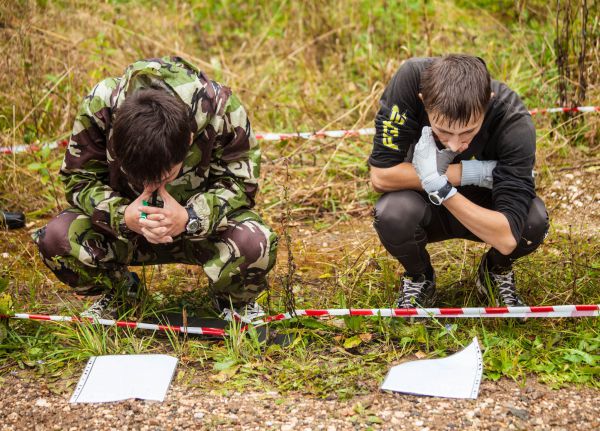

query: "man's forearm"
xmin=370 ymin=163 xmax=462 ymax=192
xmin=442 ymin=193 xmax=517 ymax=255
xmin=188 ymin=176 xmax=255 ymax=236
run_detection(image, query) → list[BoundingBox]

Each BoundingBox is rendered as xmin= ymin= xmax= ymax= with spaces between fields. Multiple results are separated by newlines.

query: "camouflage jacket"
xmin=61 ymin=56 xmax=260 ymax=241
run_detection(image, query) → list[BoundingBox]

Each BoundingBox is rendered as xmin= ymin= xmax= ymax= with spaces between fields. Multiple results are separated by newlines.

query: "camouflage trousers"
xmin=33 ymin=208 xmax=278 ymax=307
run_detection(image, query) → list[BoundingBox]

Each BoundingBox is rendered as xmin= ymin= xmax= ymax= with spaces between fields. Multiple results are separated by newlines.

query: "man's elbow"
xmin=371 ymin=181 xmax=386 ymax=194
xmin=495 ymin=235 xmax=518 ymax=256
xmin=370 ymin=172 xmax=387 ymax=193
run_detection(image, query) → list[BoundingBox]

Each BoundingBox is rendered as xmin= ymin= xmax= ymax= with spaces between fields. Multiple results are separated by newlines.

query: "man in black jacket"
xmin=369 ymin=54 xmax=549 ymax=308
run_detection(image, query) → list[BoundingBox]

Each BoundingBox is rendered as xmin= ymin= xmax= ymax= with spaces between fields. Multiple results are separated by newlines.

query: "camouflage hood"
xmin=111 ymin=57 xmax=213 ymax=134
xmin=59 ymin=56 xmax=260 ymax=241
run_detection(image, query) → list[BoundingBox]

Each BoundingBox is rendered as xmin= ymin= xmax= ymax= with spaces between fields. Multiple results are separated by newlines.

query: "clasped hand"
xmin=124 ymin=185 xmax=188 ymax=244
xmin=412 ymin=126 xmax=456 ymax=193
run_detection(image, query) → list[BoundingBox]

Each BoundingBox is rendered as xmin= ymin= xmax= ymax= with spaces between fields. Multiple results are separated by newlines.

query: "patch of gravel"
xmin=542 ymin=169 xmax=600 ymax=235
xmin=0 ymin=375 xmax=598 ymax=430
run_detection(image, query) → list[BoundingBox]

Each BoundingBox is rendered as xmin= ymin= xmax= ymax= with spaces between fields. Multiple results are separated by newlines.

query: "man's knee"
xmin=33 ymin=211 xmax=96 ymax=290
xmin=373 ymin=191 xmax=429 ymax=244
xmin=34 ymin=210 xmax=81 ymax=260
xmin=223 ymin=218 xmax=278 ymax=275
xmin=522 ymin=197 xmax=549 ymax=248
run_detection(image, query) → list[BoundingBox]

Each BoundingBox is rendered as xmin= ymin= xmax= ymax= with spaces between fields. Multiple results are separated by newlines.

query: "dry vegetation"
xmin=0 ymin=0 xmax=598 ymax=395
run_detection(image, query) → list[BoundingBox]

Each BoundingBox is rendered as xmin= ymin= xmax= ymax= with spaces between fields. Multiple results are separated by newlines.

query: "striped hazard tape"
xmin=2 ymin=305 xmax=598 ymax=338
xmin=257 ymin=304 xmax=600 ymax=323
xmin=2 ymin=313 xmax=226 ymax=337
xmin=1 ymin=106 xmax=599 ymax=154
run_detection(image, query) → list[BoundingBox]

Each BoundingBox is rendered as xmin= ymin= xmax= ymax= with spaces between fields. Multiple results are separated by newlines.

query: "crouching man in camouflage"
xmin=33 ymin=56 xmax=278 ymax=322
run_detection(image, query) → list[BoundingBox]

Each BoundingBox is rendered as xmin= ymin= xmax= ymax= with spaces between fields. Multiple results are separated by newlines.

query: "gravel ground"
xmin=0 ymin=375 xmax=598 ymax=430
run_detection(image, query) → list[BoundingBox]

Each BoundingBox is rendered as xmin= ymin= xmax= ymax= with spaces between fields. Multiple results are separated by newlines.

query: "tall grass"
xmin=0 ymin=0 xmax=598 ymax=393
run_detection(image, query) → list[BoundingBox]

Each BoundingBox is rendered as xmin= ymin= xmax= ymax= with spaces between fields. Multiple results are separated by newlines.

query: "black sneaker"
xmin=220 ymin=302 xmax=266 ymax=324
xmin=80 ymin=272 xmax=143 ymax=319
xmin=121 ymin=271 xmax=144 ymax=301
xmin=476 ymin=260 xmax=525 ymax=307
xmin=214 ymin=297 xmax=266 ymax=324
xmin=80 ymin=292 xmax=119 ymax=319
xmin=397 ymin=274 xmax=436 ymax=308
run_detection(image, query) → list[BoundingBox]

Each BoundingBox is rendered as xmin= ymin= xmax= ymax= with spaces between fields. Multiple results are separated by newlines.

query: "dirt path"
xmin=0 ymin=374 xmax=598 ymax=430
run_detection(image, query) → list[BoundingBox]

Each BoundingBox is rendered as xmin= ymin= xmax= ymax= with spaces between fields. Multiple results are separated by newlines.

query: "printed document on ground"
xmin=381 ymin=337 xmax=482 ymax=399
xmin=70 ymin=354 xmax=178 ymax=403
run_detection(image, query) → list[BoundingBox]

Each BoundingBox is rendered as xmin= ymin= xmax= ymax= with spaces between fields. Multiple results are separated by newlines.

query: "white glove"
xmin=413 ymin=127 xmax=453 ymax=194
xmin=461 ymin=160 xmax=497 ymax=189
xmin=412 ymin=127 xmax=458 ymax=204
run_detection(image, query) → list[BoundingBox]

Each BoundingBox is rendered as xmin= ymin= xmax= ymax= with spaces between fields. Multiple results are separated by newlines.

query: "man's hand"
xmin=413 ymin=127 xmax=449 ymax=193
xmin=436 ymin=148 xmax=458 ymax=175
xmin=461 ymin=160 xmax=497 ymax=189
xmin=138 ymin=185 xmax=188 ymax=244
xmin=123 ymin=190 xmax=153 ymax=236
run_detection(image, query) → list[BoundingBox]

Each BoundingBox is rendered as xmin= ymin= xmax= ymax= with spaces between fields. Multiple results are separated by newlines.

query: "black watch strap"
xmin=428 ymin=181 xmax=455 ymax=205
xmin=185 ymin=206 xmax=201 ymax=234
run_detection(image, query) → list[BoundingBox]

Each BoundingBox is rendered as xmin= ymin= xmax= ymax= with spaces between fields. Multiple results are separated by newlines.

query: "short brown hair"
xmin=112 ymin=88 xmax=191 ymax=187
xmin=420 ymin=54 xmax=491 ymax=126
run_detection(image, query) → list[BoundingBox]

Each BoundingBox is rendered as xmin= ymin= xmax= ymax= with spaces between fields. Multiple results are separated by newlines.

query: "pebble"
xmin=35 ymin=398 xmax=49 ymax=407
xmin=0 ymin=372 xmax=598 ymax=430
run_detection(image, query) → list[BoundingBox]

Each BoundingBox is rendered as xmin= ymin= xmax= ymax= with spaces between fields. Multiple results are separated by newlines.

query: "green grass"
xmin=0 ymin=0 xmax=599 ymax=397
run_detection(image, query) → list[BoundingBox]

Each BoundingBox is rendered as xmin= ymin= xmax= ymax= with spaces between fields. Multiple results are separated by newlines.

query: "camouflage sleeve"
xmin=60 ymin=78 xmax=131 ymax=241
xmin=187 ymin=93 xmax=260 ymax=237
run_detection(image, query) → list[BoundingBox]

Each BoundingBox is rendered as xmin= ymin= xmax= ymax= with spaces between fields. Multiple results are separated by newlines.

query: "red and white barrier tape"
xmin=3 ymin=313 xmax=226 ymax=337
xmin=255 ymin=127 xmax=376 ymax=141
xmin=256 ymin=304 xmax=600 ymax=324
xmin=527 ymin=106 xmax=600 ymax=115
xmin=0 ymin=139 xmax=69 ymax=155
xmin=1 ymin=106 xmax=598 ymax=154
xmin=2 ymin=304 xmax=598 ymax=337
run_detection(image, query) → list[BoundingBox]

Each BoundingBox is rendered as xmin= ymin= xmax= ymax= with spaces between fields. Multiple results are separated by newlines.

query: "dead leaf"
xmin=359 ymin=333 xmax=372 ymax=343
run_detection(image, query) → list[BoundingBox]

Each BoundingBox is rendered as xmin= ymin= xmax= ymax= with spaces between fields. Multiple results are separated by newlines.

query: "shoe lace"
xmin=83 ymin=293 xmax=114 ymax=317
xmin=401 ymin=278 xmax=430 ymax=306
xmin=221 ymin=302 xmax=265 ymax=323
xmin=239 ymin=302 xmax=265 ymax=320
xmin=490 ymin=271 xmax=522 ymax=305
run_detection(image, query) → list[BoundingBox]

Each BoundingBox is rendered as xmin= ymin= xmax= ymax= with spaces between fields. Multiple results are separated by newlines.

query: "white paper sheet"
xmin=70 ymin=354 xmax=178 ymax=403
xmin=381 ymin=337 xmax=482 ymax=399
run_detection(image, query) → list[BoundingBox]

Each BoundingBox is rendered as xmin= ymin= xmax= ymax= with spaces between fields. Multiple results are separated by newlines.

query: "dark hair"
xmin=420 ymin=54 xmax=491 ymax=126
xmin=112 ymin=88 xmax=191 ymax=186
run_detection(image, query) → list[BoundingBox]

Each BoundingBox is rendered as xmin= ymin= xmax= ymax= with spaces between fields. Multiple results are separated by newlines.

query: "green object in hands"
xmin=140 ymin=200 xmax=149 ymax=219
xmin=140 ymin=191 xmax=157 ymax=219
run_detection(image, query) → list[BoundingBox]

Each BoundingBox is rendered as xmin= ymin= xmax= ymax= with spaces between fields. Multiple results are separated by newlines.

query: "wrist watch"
xmin=428 ymin=180 xmax=456 ymax=205
xmin=185 ymin=206 xmax=202 ymax=235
